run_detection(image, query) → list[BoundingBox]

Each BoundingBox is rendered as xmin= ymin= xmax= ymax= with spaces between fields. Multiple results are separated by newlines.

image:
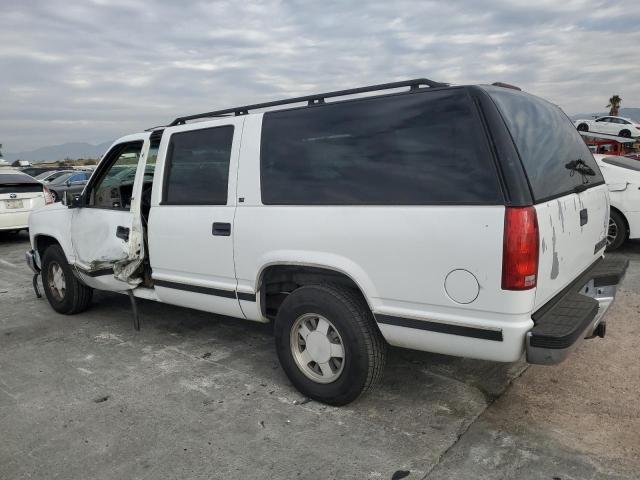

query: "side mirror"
xmin=62 ymin=191 xmax=83 ymax=208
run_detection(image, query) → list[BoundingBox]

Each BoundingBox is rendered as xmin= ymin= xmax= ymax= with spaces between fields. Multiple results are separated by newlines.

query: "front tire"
xmin=619 ymin=129 xmax=631 ymax=138
xmin=606 ymin=210 xmax=627 ymax=251
xmin=577 ymin=123 xmax=589 ymax=132
xmin=274 ymin=284 xmax=386 ymax=406
xmin=41 ymin=244 xmax=93 ymax=314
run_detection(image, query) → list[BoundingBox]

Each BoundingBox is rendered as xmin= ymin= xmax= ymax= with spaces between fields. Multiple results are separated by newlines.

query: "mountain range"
xmin=2 ymin=141 xmax=113 ymax=163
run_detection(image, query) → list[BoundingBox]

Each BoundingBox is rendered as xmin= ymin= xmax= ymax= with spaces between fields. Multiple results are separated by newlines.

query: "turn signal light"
xmin=502 ymin=207 xmax=539 ymax=290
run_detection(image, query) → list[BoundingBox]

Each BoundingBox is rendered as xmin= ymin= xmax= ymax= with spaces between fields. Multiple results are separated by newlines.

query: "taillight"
xmin=43 ymin=185 xmax=54 ymax=205
xmin=502 ymin=206 xmax=539 ymax=290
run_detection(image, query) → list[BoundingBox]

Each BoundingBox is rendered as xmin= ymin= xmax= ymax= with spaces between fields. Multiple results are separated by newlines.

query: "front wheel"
xmin=41 ymin=244 xmax=93 ymax=314
xmin=577 ymin=123 xmax=589 ymax=132
xmin=274 ymin=284 xmax=386 ymax=405
xmin=606 ymin=210 xmax=627 ymax=251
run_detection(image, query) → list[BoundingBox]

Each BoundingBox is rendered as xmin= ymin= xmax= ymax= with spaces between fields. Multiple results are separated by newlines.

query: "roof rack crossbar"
xmin=169 ymin=78 xmax=446 ymax=126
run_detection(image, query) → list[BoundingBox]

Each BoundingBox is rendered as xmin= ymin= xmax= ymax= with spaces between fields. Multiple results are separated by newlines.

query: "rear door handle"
xmin=212 ymin=222 xmax=231 ymax=236
xmin=116 ymin=226 xmax=130 ymax=241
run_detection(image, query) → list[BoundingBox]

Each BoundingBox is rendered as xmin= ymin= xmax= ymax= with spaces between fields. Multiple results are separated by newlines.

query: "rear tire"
xmin=619 ymin=129 xmax=631 ymax=138
xmin=274 ymin=284 xmax=386 ymax=406
xmin=41 ymin=244 xmax=93 ymax=314
xmin=577 ymin=123 xmax=589 ymax=132
xmin=606 ymin=210 xmax=627 ymax=251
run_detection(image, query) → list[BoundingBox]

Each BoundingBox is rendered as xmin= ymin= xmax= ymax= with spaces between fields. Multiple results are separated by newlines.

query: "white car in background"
xmin=575 ymin=116 xmax=640 ymax=138
xmin=594 ymin=154 xmax=640 ymax=250
xmin=0 ymin=170 xmax=53 ymax=233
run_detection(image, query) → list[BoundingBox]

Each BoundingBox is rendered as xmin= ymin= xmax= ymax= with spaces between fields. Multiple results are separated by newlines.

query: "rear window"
xmin=260 ymin=89 xmax=503 ymax=205
xmin=485 ymin=87 xmax=604 ymax=202
xmin=0 ymin=173 xmax=42 ymax=193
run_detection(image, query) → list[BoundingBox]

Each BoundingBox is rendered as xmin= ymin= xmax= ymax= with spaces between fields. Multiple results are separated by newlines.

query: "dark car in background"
xmin=47 ymin=171 xmax=91 ymax=201
xmin=34 ymin=170 xmax=75 ymax=183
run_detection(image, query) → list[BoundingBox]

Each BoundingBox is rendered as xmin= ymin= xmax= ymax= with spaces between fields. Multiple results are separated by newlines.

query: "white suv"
xmin=26 ymin=79 xmax=628 ymax=405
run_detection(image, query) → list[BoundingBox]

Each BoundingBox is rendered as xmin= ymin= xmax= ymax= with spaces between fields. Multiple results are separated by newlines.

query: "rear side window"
xmin=260 ymin=89 xmax=503 ymax=205
xmin=163 ymin=126 xmax=234 ymax=205
xmin=485 ymin=87 xmax=604 ymax=202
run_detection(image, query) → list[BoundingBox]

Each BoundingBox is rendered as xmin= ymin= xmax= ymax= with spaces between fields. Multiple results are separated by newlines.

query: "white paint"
xmin=534 ymin=185 xmax=608 ymax=309
xmin=595 ymin=154 xmax=640 ymax=240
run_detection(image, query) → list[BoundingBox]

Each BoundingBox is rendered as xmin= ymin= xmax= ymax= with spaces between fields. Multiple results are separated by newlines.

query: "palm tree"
xmin=607 ymin=95 xmax=621 ymax=116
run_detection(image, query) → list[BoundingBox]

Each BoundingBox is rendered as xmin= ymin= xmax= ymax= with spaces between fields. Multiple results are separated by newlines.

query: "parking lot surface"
xmin=1 ymin=231 xmax=638 ymax=479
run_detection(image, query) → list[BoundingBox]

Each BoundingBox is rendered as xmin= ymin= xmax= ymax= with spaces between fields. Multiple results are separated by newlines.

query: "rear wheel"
xmin=274 ymin=284 xmax=386 ymax=405
xmin=619 ymin=129 xmax=631 ymax=138
xmin=606 ymin=210 xmax=627 ymax=251
xmin=577 ymin=123 xmax=589 ymax=132
xmin=41 ymin=244 xmax=93 ymax=314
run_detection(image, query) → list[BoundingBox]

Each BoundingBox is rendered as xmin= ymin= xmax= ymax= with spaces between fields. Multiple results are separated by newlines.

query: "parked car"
xmin=46 ymin=171 xmax=91 ymax=202
xmin=594 ymin=154 xmax=640 ymax=250
xmin=1 ymin=171 xmax=52 ymax=233
xmin=574 ymin=116 xmax=640 ymax=138
xmin=34 ymin=170 xmax=75 ymax=183
xmin=20 ymin=166 xmax=59 ymax=178
xmin=26 ymin=79 xmax=628 ymax=405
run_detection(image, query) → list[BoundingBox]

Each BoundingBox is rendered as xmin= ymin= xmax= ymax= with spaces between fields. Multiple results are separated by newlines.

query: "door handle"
xmin=116 ymin=226 xmax=130 ymax=241
xmin=212 ymin=222 xmax=231 ymax=236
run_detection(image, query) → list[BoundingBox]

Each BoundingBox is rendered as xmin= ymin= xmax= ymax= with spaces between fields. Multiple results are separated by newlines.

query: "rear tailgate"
xmin=484 ymin=86 xmax=608 ymax=307
xmin=534 ymin=186 xmax=608 ymax=308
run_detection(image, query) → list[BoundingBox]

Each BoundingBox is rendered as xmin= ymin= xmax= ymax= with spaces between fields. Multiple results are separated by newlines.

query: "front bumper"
xmin=526 ymin=256 xmax=629 ymax=365
xmin=25 ymin=249 xmax=41 ymax=274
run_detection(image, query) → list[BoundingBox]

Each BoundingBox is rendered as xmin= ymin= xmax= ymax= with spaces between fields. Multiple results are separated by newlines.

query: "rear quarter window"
xmin=485 ymin=87 xmax=604 ymax=202
xmin=260 ymin=88 xmax=503 ymax=205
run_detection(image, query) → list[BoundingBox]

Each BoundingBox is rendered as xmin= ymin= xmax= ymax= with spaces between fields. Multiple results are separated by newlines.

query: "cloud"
xmin=1 ymin=0 xmax=639 ymax=151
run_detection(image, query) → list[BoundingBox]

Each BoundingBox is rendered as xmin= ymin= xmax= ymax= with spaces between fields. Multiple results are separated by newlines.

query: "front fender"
xmin=29 ymin=205 xmax=75 ymax=264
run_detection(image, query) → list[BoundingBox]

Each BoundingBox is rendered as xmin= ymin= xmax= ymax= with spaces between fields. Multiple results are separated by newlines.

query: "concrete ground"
xmin=0 ymin=231 xmax=638 ymax=480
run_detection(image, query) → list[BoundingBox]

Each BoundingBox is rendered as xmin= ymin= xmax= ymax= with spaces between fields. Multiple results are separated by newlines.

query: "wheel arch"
xmin=610 ymin=206 xmax=630 ymax=237
xmin=34 ymin=234 xmax=72 ymax=264
xmin=256 ymin=262 xmax=375 ymax=320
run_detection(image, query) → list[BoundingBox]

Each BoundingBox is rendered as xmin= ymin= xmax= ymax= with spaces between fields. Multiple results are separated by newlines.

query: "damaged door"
xmin=70 ymin=137 xmax=150 ymax=290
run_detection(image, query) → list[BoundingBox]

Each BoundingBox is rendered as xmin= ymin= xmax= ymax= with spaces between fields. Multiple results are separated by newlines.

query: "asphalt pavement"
xmin=1 ymin=231 xmax=638 ymax=479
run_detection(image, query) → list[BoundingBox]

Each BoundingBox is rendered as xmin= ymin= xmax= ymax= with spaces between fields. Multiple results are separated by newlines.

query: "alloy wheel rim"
xmin=290 ymin=313 xmax=345 ymax=384
xmin=48 ymin=262 xmax=66 ymax=301
xmin=607 ymin=218 xmax=618 ymax=246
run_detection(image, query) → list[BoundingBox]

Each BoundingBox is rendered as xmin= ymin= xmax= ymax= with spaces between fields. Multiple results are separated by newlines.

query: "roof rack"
xmin=168 ymin=78 xmax=447 ymax=126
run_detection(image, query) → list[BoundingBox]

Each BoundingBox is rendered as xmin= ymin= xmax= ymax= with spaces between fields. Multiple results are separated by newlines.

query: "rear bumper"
xmin=0 ymin=210 xmax=31 ymax=230
xmin=526 ymin=256 xmax=629 ymax=365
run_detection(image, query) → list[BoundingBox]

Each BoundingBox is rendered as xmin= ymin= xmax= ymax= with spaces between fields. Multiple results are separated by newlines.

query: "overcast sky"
xmin=1 ymin=0 xmax=639 ymax=152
